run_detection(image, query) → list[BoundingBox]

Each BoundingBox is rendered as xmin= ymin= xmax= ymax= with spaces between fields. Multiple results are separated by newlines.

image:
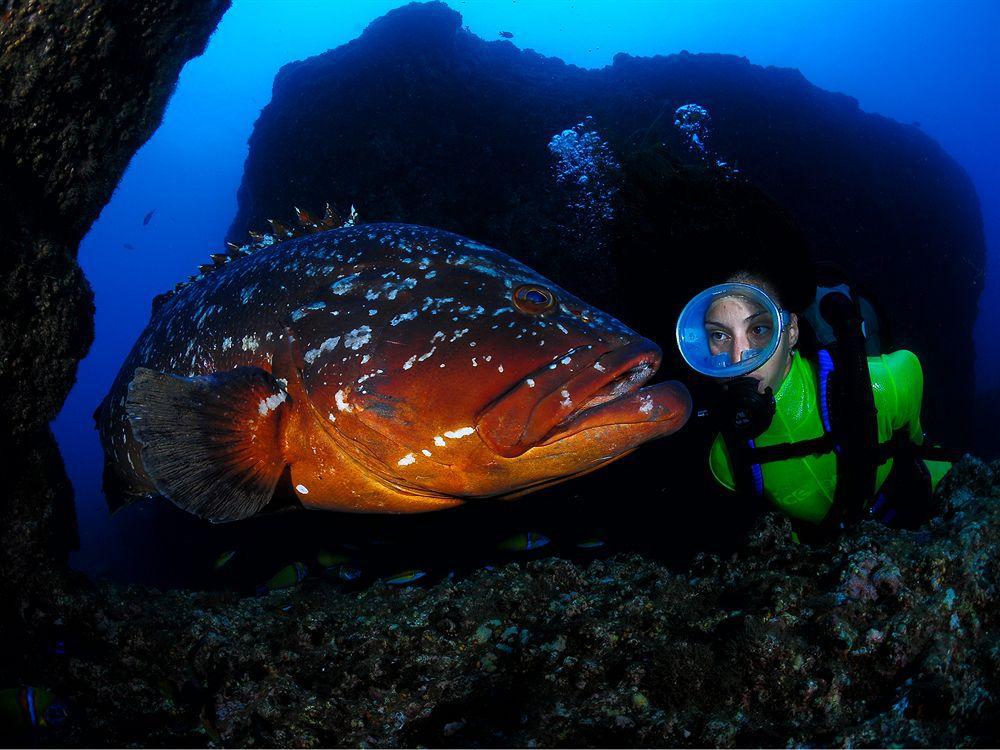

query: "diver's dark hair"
xmin=725 ymin=270 xmax=786 ymax=308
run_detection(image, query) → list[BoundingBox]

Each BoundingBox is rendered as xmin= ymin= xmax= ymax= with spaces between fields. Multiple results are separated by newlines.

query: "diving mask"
xmin=676 ymin=282 xmax=790 ymax=378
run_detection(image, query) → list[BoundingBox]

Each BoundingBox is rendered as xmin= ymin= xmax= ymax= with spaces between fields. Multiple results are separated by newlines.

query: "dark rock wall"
xmin=0 ymin=0 xmax=230 ymax=438
xmin=0 ymin=0 xmax=228 ymax=734
xmin=229 ymin=1 xmax=986 ymax=446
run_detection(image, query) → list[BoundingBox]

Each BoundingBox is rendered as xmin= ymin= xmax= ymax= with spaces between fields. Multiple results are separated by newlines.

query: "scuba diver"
xmin=675 ymin=268 xmax=955 ymax=539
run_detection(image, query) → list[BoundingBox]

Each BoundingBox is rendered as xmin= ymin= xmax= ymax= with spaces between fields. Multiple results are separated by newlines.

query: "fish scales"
xmin=97 ymin=222 xmax=691 ymax=522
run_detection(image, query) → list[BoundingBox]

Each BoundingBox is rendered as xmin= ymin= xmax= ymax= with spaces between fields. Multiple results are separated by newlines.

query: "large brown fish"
xmin=96 ymin=219 xmax=691 ymax=522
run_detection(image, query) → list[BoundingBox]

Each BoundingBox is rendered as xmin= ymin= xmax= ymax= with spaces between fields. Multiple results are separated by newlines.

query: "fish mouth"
xmin=477 ymin=339 xmax=692 ymax=458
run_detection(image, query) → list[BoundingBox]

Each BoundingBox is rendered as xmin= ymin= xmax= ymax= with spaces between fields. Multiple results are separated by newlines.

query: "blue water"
xmin=52 ymin=0 xmax=1000 ymax=580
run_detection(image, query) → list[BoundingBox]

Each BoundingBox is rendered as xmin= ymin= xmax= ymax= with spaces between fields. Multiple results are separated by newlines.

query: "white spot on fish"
xmin=304 ymin=336 xmax=340 ymax=364
xmin=526 ymin=378 xmax=535 ymax=388
xmin=331 ymin=274 xmax=359 ymax=295
xmin=561 ymin=356 xmax=572 ymax=365
xmin=403 ymin=354 xmax=418 ymax=370
xmin=241 ymin=334 xmax=260 ymax=352
xmin=344 ymin=326 xmax=372 ymax=350
xmin=560 ymin=389 xmax=572 ymax=408
xmin=421 ymin=449 xmax=432 ymax=457
xmin=296 ymin=484 xmax=309 ymax=494
xmin=639 ymin=394 xmax=654 ymax=414
xmin=443 ymin=426 xmax=475 ymax=439
xmin=222 ymin=337 xmax=233 ymax=351
xmin=390 ymin=310 xmax=418 ymax=326
xmin=434 ymin=435 xmax=446 ymax=447
xmin=593 ymin=362 xmax=606 ymax=372
xmin=257 ymin=391 xmax=287 ymax=415
xmin=335 ymin=389 xmax=353 ymax=412
xmin=398 ymin=453 xmax=416 ymax=466
xmin=498 ymin=364 xmax=504 ymax=373
xmin=291 ymin=301 xmax=326 ymax=321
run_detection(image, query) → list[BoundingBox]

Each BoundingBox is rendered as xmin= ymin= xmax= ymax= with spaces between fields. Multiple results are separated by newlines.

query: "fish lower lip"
xmin=539 ymin=347 xmax=661 ymax=443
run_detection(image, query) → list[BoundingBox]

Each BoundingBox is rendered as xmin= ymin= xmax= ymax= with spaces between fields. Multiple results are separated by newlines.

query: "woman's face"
xmin=704 ymin=294 xmax=798 ymax=393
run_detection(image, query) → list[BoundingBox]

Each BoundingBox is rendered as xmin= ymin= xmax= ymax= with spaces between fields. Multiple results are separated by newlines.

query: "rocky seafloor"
xmin=3 ymin=457 xmax=997 ymax=747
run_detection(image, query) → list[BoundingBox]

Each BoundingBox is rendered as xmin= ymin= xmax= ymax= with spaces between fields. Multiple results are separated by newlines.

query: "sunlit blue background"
xmin=53 ymin=0 xmax=1000 ymax=576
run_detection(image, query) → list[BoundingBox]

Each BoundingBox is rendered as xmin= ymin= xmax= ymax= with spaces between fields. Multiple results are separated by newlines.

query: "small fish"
xmin=499 ymin=30 xmax=514 ymax=39
xmin=213 ymin=549 xmax=237 ymax=572
xmin=142 ymin=209 xmax=156 ymax=226
xmin=497 ymin=531 xmax=550 ymax=551
xmin=123 ymin=242 xmax=135 ymax=251
xmin=316 ymin=549 xmax=350 ymax=569
xmin=255 ymin=561 xmax=308 ymax=594
xmin=336 ymin=564 xmax=362 ymax=582
xmin=96 ymin=221 xmax=691 ymax=522
xmin=0 ymin=687 xmax=68 ymax=730
xmin=575 ymin=538 xmax=606 ymax=549
xmin=383 ymin=569 xmax=427 ymax=585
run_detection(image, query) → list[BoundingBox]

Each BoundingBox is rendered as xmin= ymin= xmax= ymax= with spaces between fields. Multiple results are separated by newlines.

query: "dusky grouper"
xmin=95 ymin=213 xmax=691 ymax=522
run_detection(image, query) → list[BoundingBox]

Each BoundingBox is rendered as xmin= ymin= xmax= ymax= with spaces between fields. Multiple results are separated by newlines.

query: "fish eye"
xmin=513 ymin=284 xmax=556 ymax=314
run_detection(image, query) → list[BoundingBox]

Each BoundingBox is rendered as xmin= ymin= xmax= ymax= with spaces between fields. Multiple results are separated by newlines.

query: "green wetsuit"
xmin=709 ymin=349 xmax=951 ymax=524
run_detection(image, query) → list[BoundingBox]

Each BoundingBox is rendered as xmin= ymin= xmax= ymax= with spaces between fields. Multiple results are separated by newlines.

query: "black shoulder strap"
xmin=723 ymin=288 xmax=955 ymax=529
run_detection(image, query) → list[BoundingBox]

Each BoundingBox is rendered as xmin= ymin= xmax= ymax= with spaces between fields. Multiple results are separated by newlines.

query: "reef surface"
xmin=4 ymin=458 xmax=997 ymax=746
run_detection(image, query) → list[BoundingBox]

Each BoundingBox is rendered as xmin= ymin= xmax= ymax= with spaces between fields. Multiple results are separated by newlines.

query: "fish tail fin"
xmin=125 ymin=366 xmax=290 ymax=522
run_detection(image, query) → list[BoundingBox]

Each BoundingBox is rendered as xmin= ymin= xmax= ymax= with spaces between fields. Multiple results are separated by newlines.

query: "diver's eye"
xmin=513 ymin=284 xmax=556 ymax=314
xmin=709 ymin=330 xmax=729 ymax=342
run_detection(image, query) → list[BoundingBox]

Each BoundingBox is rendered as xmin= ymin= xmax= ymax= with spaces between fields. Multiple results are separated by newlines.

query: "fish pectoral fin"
xmin=125 ymin=366 xmax=290 ymax=523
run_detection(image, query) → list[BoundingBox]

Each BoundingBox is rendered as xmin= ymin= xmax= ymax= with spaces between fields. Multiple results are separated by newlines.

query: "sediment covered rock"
xmin=6 ymin=458 xmax=997 ymax=746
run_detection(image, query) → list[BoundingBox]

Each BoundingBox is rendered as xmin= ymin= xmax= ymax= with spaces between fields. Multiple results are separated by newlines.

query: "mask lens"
xmin=676 ymin=283 xmax=785 ymax=378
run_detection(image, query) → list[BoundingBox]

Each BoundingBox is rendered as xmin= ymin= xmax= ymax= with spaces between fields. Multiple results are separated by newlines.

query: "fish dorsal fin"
xmin=162 ymin=203 xmax=362 ymax=298
xmin=125 ymin=366 xmax=291 ymax=522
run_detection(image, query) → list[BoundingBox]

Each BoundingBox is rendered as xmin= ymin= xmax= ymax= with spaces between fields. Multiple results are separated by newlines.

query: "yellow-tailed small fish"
xmin=0 ymin=687 xmax=68 ymax=730
xmin=213 ymin=549 xmax=237 ymax=572
xmin=316 ymin=550 xmax=350 ymax=569
xmin=256 ymin=561 xmax=308 ymax=595
xmin=497 ymin=531 xmax=550 ymax=551
xmin=383 ymin=569 xmax=427 ymax=585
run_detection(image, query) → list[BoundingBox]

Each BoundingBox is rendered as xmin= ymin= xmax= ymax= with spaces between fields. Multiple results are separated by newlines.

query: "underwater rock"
xmin=229 ymin=0 xmax=985 ymax=448
xmin=4 ymin=458 xmax=996 ymax=746
xmin=0 ymin=0 xmax=230 ymax=439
